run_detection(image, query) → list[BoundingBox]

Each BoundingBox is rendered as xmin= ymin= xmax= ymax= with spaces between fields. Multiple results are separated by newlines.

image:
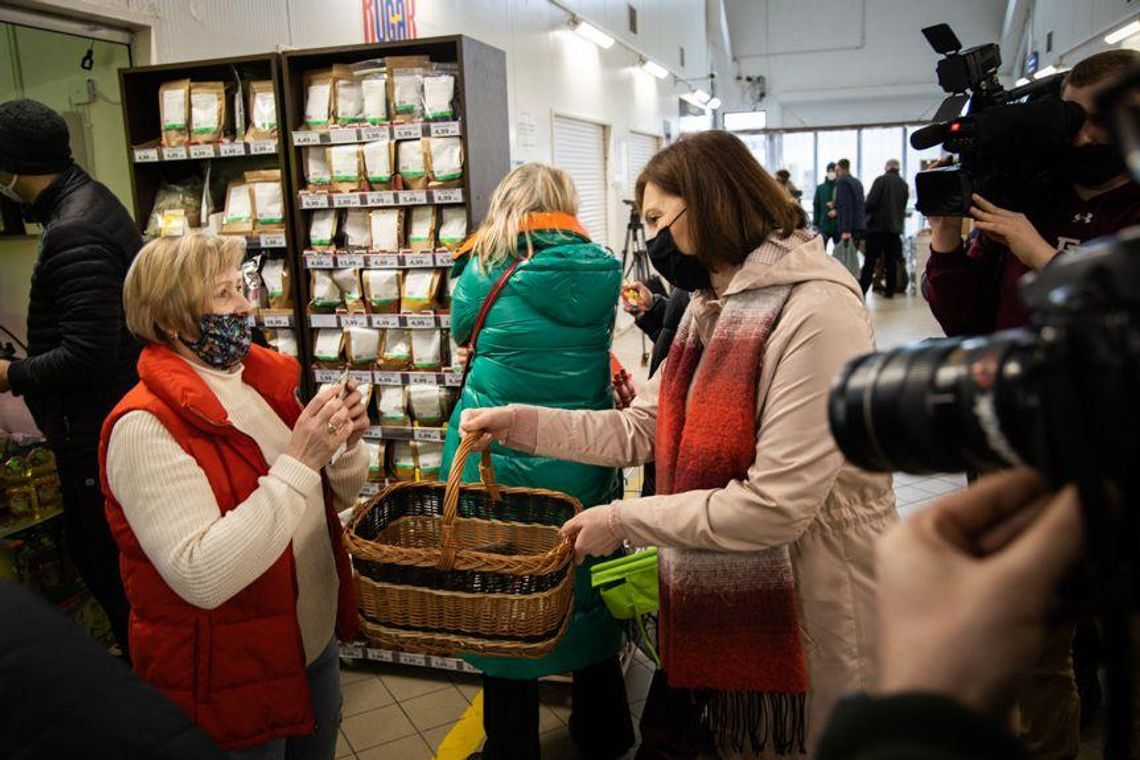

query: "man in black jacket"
xmin=0 ymin=100 xmax=141 ymax=656
xmin=861 ymin=158 xmax=910 ymax=298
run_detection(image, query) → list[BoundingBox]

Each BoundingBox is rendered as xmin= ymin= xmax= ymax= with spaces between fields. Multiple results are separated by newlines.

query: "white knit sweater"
xmin=106 ymin=359 xmax=367 ymax=664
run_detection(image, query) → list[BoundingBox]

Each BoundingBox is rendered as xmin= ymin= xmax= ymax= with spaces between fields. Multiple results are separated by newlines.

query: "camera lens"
xmin=828 ymin=331 xmax=1040 ymax=474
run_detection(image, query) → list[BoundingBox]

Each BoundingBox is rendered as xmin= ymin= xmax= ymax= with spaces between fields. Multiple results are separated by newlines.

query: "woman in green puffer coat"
xmin=441 ymin=163 xmax=633 ymax=760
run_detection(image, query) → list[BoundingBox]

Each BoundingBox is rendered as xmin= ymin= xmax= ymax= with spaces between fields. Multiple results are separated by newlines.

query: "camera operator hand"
xmin=877 ymin=469 xmax=1084 ymax=717
xmin=970 ymin=194 xmax=1057 ymax=270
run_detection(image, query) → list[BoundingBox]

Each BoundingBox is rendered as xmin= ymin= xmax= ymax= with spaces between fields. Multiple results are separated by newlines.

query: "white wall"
xmin=1006 ymin=0 xmax=1140 ymax=75
xmin=723 ymin=0 xmax=1007 ymax=128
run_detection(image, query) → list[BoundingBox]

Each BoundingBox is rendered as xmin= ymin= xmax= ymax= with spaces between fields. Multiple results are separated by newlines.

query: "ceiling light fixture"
xmin=1015 ymin=77 xmax=1031 ymax=86
xmin=640 ymin=58 xmax=669 ymax=79
xmin=691 ymin=89 xmax=711 ymax=105
xmin=1105 ymin=19 xmax=1140 ymax=44
xmin=707 ymin=96 xmax=722 ymax=110
xmin=1033 ymin=65 xmax=1060 ymax=80
xmin=570 ymin=18 xmax=615 ymax=49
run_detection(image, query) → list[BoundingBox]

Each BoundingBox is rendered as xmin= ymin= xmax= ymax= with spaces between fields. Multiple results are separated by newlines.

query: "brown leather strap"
xmin=459 ymin=258 xmax=523 ymax=390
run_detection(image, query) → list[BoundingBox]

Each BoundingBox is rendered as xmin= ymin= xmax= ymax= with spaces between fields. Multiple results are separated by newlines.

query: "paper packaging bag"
xmin=392 ymin=441 xmax=416 ymax=480
xmin=410 ymin=330 xmax=442 ymax=371
xmin=378 ymin=386 xmax=409 ymax=426
xmin=329 ymin=144 xmax=365 ymax=193
xmin=313 ymin=328 xmax=345 ymax=367
xmin=310 ymin=209 xmax=338 ymax=251
xmin=344 ymin=326 xmax=381 ymax=367
xmin=245 ymin=80 xmax=278 ymax=142
xmin=422 ymin=71 xmax=456 ymax=121
xmin=334 ymin=78 xmax=365 ymax=126
xmin=333 ymin=267 xmax=365 ymax=313
xmin=438 ymin=207 xmax=468 ymax=250
xmin=366 ymin=441 xmax=388 ymax=482
xmin=342 ymin=209 xmax=371 ymax=250
xmin=408 ymin=386 xmax=445 ymax=425
xmin=303 ymin=69 xmax=334 ymax=130
xmin=397 ymin=140 xmax=428 ymax=190
xmin=362 ymin=74 xmax=388 ymax=125
xmin=401 ymin=270 xmax=440 ymax=312
xmin=159 ymin=79 xmax=191 ymax=147
xmin=426 ymin=137 xmax=464 ymax=186
xmin=416 ymin=442 xmax=443 ymax=481
xmin=369 ymin=208 xmax=403 ymax=252
xmin=264 ymin=328 xmax=298 ymax=357
xmin=363 ymin=140 xmax=393 ymax=190
xmin=190 ymin=82 xmax=227 ymax=143
xmin=305 ymin=147 xmax=332 ymax=188
xmin=387 ymin=56 xmax=430 ymax=122
xmin=261 ymin=258 xmax=292 ymax=309
xmin=222 ymin=180 xmax=253 ymax=234
xmin=379 ymin=329 xmax=411 ymax=370
xmin=363 ymin=270 xmax=401 ymax=313
xmin=244 ymin=169 xmax=285 ymax=232
xmin=309 ymin=270 xmax=342 ymax=311
xmin=407 ymin=206 xmax=436 ymax=252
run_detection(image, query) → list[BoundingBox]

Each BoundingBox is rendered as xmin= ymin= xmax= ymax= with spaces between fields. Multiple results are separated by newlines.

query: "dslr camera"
xmin=911 ymin=23 xmax=1086 ymax=217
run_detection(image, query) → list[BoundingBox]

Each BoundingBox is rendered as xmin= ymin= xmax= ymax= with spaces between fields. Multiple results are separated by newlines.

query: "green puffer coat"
xmin=440 ymin=223 xmax=625 ymax=680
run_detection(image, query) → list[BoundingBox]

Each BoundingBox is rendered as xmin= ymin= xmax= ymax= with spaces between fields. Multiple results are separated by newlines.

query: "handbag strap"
xmin=459 ymin=257 xmax=523 ymax=390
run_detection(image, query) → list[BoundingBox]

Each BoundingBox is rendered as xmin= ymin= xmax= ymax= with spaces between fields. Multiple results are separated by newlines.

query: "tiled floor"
xmin=335 ymin=291 xmax=988 ymax=759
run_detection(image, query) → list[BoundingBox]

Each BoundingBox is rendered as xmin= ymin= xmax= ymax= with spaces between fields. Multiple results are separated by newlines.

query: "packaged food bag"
xmin=305 ymin=147 xmax=332 ymax=188
xmin=244 ymin=169 xmax=285 ymax=231
xmin=392 ymin=441 xmax=416 ymax=480
xmin=410 ymin=330 xmax=442 ymax=372
xmin=159 ymin=79 xmax=191 ymax=146
xmin=363 ymin=139 xmax=393 ymax=189
xmin=408 ymin=385 xmax=446 ymax=425
xmin=313 ymin=328 xmax=345 ymax=367
xmin=345 ymin=326 xmax=381 ymax=367
xmin=310 ymin=209 xmax=338 ymax=251
xmin=342 ymin=209 xmax=371 ymax=249
xmin=438 ymin=206 xmax=468 ymax=250
xmin=310 ymin=270 xmax=342 ymax=311
xmin=329 ymin=144 xmax=364 ymax=193
xmin=190 ymin=81 xmax=227 ymax=143
xmin=370 ymin=208 xmax=403 ymax=251
xmin=366 ymin=441 xmax=388 ymax=481
xmin=333 ymin=267 xmax=365 ymax=313
xmin=261 ymin=258 xmax=292 ymax=309
xmin=397 ymin=139 xmax=428 ymax=189
xmin=245 ymin=80 xmax=278 ymax=141
xmin=303 ymin=69 xmax=334 ymax=130
xmin=416 ymin=442 xmax=443 ymax=481
xmin=422 ymin=70 xmax=456 ymax=121
xmin=379 ymin=329 xmax=411 ymax=369
xmin=407 ymin=206 xmax=436 ymax=251
xmin=401 ymin=270 xmax=440 ymax=312
xmin=390 ymin=66 xmax=426 ymax=122
xmin=265 ymin=328 xmax=298 ymax=357
xmin=427 ymin=137 xmax=464 ymax=185
xmin=334 ymin=78 xmax=365 ymax=126
xmin=378 ymin=386 xmax=410 ymax=426
xmin=222 ymin=180 xmax=253 ymax=234
xmin=363 ymin=270 xmax=401 ymax=313
xmin=361 ymin=73 xmax=388 ymax=125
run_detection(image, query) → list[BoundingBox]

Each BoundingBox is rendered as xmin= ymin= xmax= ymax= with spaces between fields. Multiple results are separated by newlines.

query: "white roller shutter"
xmin=626 ymin=132 xmax=661 ymax=196
xmin=553 ymin=115 xmax=608 ymax=245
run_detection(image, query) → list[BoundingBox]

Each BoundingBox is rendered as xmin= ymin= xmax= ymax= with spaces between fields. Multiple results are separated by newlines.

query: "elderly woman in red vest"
xmin=98 ymin=234 xmax=367 ymax=759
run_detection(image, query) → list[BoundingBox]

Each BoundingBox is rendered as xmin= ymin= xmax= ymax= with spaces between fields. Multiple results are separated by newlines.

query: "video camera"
xmin=911 ymin=24 xmax=1086 ymax=217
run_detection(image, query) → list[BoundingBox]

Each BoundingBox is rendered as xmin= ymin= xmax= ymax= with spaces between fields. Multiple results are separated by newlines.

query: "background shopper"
xmin=462 ymin=131 xmax=896 ymax=757
xmin=100 ymin=234 xmax=367 ymax=758
xmin=861 ymin=159 xmax=909 ymax=298
xmin=834 ymin=157 xmax=866 ymax=244
xmin=441 ymin=164 xmax=634 ymax=760
xmin=813 ymin=162 xmax=840 ymax=248
xmin=0 ymin=99 xmax=139 ymax=657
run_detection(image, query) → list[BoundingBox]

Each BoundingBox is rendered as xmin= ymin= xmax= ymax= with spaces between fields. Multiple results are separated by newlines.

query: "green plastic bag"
xmin=833 ymin=237 xmax=861 ymax=279
xmin=590 ymin=548 xmax=660 ymax=667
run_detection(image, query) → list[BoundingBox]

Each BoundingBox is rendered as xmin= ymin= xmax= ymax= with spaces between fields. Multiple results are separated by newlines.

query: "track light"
xmin=570 ymin=18 xmax=615 ymax=49
xmin=1105 ymin=19 xmax=1140 ymax=44
xmin=707 ymin=97 xmax=722 ymax=110
xmin=640 ymin=58 xmax=669 ymax=79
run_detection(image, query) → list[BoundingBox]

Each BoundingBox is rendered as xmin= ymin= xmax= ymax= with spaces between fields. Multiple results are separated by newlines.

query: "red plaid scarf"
xmin=656 ymin=246 xmax=809 ymax=755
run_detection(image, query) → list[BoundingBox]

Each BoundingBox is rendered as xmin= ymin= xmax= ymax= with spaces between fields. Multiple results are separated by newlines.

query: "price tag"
xmin=370 ymin=649 xmax=395 ymax=662
xmin=133 ymin=147 xmax=159 ymax=163
xmin=398 ymin=190 xmax=429 ymax=205
xmin=341 ymin=314 xmax=370 ymax=328
xmin=293 ymin=131 xmax=321 ymax=146
xmin=189 ymin=144 xmax=216 ymax=159
xmin=360 ymin=482 xmax=380 ymax=496
xmin=366 ymin=254 xmax=399 ymax=269
xmin=393 ymin=123 xmax=424 ymax=140
xmin=259 ymin=233 xmax=287 ymax=248
xmin=364 ymin=426 xmax=384 ymax=439
xmin=250 ymin=140 xmax=277 ymax=155
xmin=304 ymin=254 xmax=335 ymax=269
xmin=332 ymin=193 xmax=363 ymax=208
xmin=340 ymin=643 xmax=364 ymax=658
xmin=432 ymin=188 xmax=464 ymax=204
xmin=336 ymin=253 xmax=366 ymax=268
xmin=461 ymin=661 xmax=481 ymax=674
xmin=361 ymin=127 xmax=389 ymax=141
xmin=349 ymin=369 xmax=373 ymax=383
xmin=406 ymin=315 xmax=436 ymax=329
xmin=330 ymin=128 xmax=359 ymax=144
xmin=413 ymin=427 xmax=443 ymax=442
xmin=444 ymin=372 xmax=463 ymax=387
xmin=374 ymin=371 xmax=403 ymax=386
xmin=434 ymin=252 xmax=454 ymax=266
xmin=219 ymin=142 xmax=246 ymax=157
xmin=400 ymin=652 xmax=428 ymax=667
xmin=428 ymin=655 xmax=458 ymax=670
xmin=405 ymin=253 xmax=435 ymax=268
xmin=314 ymin=369 xmax=341 ymax=383
xmin=439 ymin=314 xmax=451 ymax=328
xmin=371 ymin=314 xmax=400 ymax=329
xmin=429 ymin=121 xmax=461 ymax=137
xmin=408 ymin=373 xmax=438 ymax=387
xmin=365 ymin=191 xmax=397 ymax=206
xmin=310 ymin=314 xmax=339 ymax=328
xmin=263 ymin=314 xmax=292 ymax=328
xmin=300 ymin=193 xmax=329 ymax=209
xmin=162 ymin=146 xmax=188 ymax=161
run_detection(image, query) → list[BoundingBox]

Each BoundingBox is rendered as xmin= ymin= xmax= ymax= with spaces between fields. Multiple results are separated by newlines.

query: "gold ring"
xmin=326 ymin=420 xmax=343 ymax=435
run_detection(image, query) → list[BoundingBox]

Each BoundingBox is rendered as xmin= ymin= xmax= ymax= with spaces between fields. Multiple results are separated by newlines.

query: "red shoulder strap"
xmin=460 ymin=258 xmax=523 ymax=390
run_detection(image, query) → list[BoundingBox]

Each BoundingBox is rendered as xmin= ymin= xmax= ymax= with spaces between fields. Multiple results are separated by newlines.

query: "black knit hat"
xmin=0 ymin=99 xmax=73 ymax=175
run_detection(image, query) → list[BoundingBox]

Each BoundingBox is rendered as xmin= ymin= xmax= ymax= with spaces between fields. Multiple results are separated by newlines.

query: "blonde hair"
xmin=123 ymin=233 xmax=246 ymax=346
xmin=472 ymin=163 xmax=580 ymax=268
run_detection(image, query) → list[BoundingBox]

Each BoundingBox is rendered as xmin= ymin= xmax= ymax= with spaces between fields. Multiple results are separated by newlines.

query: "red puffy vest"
xmin=98 ymin=344 xmax=359 ymax=750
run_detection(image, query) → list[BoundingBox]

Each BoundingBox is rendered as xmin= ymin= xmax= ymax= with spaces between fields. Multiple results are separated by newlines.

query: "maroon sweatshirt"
xmin=924 ymin=181 xmax=1140 ymax=335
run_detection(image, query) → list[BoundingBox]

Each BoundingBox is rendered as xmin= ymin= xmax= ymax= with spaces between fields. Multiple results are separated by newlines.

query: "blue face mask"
xmin=647 ymin=208 xmax=712 ymax=292
xmin=180 ymin=312 xmax=252 ymax=370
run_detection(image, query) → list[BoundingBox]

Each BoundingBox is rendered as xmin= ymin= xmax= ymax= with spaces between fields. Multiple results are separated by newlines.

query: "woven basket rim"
xmin=357 ymin=604 xmax=573 ymax=658
xmin=354 ymin=567 xmax=573 ymax=603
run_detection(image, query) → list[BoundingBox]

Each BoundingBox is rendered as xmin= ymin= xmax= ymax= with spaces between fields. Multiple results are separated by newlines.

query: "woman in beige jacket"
xmin=462 ymin=131 xmax=896 ymax=757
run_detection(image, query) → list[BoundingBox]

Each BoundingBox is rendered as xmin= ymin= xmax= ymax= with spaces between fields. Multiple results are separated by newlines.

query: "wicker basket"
xmin=345 ymin=434 xmax=581 ymax=658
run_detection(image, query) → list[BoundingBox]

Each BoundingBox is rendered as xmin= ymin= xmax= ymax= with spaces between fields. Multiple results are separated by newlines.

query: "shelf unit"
xmin=119 ymin=53 xmax=304 ymax=356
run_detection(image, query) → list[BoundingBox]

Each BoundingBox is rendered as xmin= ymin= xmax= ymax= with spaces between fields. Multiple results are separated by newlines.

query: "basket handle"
xmin=438 ymin=434 xmax=499 ymax=571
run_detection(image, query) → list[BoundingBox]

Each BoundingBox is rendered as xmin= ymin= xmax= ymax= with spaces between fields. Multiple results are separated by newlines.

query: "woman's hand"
xmin=285 ymin=384 xmax=354 ymax=471
xmin=341 ymin=379 xmax=369 ymax=449
xmin=969 ymin=194 xmax=1056 ymax=270
xmin=613 ymin=369 xmax=637 ymax=410
xmin=621 ymin=282 xmax=653 ymax=315
xmin=459 ymin=407 xmax=515 ymax=451
xmin=453 ymin=345 xmax=471 ymax=368
xmin=560 ymin=505 xmax=623 ymax=565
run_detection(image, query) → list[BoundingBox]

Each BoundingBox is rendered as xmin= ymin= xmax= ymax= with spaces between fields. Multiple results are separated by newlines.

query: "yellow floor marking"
xmin=434 ymin=689 xmax=485 ymax=760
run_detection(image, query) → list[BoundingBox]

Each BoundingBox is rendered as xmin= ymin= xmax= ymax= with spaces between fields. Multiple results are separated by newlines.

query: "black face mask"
xmin=647 ymin=208 xmax=711 ymax=292
xmin=1062 ymin=143 xmax=1128 ymax=188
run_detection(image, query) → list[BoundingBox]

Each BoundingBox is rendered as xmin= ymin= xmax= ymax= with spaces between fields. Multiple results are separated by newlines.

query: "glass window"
xmin=777 ymin=130 xmax=814 ymax=204
xmin=816 ymin=129 xmax=858 ymax=179
xmin=859 ymin=127 xmax=903 ymax=188
xmin=738 ymin=132 xmax=768 ymax=166
xmin=906 ymin=124 xmax=947 ymax=237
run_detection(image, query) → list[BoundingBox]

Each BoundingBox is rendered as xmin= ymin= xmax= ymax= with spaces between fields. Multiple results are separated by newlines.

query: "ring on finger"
xmin=326 ymin=419 xmax=344 ymax=435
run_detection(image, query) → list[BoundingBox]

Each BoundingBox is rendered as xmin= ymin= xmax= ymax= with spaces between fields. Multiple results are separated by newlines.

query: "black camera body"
xmin=911 ymin=24 xmax=1083 ymax=217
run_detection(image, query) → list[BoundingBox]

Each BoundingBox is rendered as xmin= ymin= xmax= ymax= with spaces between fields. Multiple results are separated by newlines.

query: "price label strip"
xmin=304 ymin=254 xmax=335 ymax=269
xmin=189 ymin=144 xmax=216 ymax=159
xmin=219 ymin=143 xmax=246 ymax=158
xmin=310 ymin=314 xmax=339 ymax=328
xmin=162 ymin=146 xmax=188 ymax=161
xmin=300 ymin=194 xmax=330 ymax=209
xmin=293 ymin=131 xmax=321 ymax=146
xmin=250 ymin=140 xmax=277 ymax=155
xmin=332 ymin=193 xmax=363 ymax=208
xmin=432 ymin=188 xmax=464 ymax=204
